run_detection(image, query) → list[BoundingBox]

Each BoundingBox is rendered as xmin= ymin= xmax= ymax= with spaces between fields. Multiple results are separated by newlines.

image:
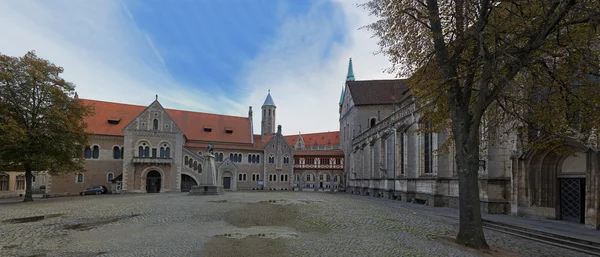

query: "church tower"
xmin=339 ymin=58 xmax=355 ymax=115
xmin=261 ymin=90 xmax=276 ymax=138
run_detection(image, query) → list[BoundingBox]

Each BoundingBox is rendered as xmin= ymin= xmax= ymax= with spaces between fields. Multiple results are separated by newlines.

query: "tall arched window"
xmin=193 ymin=161 xmax=198 ymax=171
xmin=370 ymin=118 xmax=376 ymax=128
xmin=185 ymin=156 xmax=189 ymax=165
xmin=229 ymin=153 xmax=233 ymax=161
xmin=144 ymin=146 xmax=150 ymax=157
xmin=92 ymin=146 xmax=100 ymax=159
xmin=248 ymin=154 xmax=251 ymax=163
xmin=113 ymin=146 xmax=121 ymax=159
xmin=77 ymin=173 xmax=84 ymax=183
xmin=120 ymin=147 xmax=124 ymax=159
xmin=165 ymin=147 xmax=170 ymax=158
xmin=256 ymin=155 xmax=260 ymax=163
xmin=107 ymin=173 xmax=114 ymax=182
xmin=84 ymin=146 xmax=92 ymax=159
xmin=139 ymin=146 xmax=144 ymax=157
xmin=198 ymin=163 xmax=202 ymax=173
xmin=153 ymin=119 xmax=159 ymax=130
xmin=160 ymin=147 xmax=165 ymax=158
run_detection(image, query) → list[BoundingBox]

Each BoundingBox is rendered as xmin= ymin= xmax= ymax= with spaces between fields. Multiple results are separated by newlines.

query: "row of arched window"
xmin=267 ymin=174 xmax=289 ymax=182
xmin=83 ymin=146 xmax=100 ymax=159
xmin=184 ymin=156 xmax=202 ymax=172
xmin=137 ymin=142 xmax=171 ymax=159
xmin=248 ymin=154 xmax=260 ymax=163
xmin=229 ymin=153 xmax=243 ymax=163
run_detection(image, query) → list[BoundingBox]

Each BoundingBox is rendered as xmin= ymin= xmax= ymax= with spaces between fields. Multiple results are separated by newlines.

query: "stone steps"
xmin=482 ymin=219 xmax=600 ymax=256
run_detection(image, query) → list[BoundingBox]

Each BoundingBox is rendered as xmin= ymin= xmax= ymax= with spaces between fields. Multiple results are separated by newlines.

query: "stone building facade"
xmin=46 ymin=91 xmax=307 ymax=196
xmin=339 ymin=58 xmax=600 ymax=229
xmin=286 ymin=132 xmax=344 ymax=191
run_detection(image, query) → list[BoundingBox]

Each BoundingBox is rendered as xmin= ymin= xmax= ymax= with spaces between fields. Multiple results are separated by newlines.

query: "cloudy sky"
xmin=0 ymin=0 xmax=395 ymax=135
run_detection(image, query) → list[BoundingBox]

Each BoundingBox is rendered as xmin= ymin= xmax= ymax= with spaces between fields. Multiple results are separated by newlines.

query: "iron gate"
xmin=560 ymin=178 xmax=585 ymax=223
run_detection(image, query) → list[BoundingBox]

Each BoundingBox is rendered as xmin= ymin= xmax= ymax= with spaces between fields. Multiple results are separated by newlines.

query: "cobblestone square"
xmin=0 ymin=192 xmax=589 ymax=257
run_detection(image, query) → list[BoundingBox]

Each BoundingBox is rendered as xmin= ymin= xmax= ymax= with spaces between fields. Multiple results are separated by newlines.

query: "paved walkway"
xmin=345 ymin=194 xmax=600 ymax=244
xmin=0 ymin=192 xmax=595 ymax=257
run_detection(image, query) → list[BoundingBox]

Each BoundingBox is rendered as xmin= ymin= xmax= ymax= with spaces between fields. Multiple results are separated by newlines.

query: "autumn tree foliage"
xmin=362 ymin=0 xmax=600 ymax=249
xmin=0 ymin=51 xmax=94 ymax=202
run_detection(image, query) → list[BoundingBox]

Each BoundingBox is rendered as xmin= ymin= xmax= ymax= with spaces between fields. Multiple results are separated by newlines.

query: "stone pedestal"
xmin=189 ymin=151 xmax=224 ymax=196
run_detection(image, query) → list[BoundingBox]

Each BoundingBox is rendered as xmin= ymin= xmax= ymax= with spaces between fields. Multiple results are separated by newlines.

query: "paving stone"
xmin=0 ymin=192 xmax=591 ymax=257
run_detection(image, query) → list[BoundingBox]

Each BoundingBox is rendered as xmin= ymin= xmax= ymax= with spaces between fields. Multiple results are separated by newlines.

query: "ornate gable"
xmin=123 ymin=98 xmax=183 ymax=134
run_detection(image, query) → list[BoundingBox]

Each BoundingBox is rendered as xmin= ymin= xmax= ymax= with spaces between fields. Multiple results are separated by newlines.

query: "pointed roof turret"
xmin=339 ymin=86 xmax=345 ymax=104
xmin=346 ymin=58 xmax=355 ymax=81
xmin=262 ymin=89 xmax=276 ymax=107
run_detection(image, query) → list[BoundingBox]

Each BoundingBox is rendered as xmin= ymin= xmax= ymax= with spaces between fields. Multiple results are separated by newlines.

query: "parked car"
xmin=80 ymin=186 xmax=108 ymax=195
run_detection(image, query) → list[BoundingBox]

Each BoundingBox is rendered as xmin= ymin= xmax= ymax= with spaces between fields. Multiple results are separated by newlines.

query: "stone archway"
xmin=146 ymin=170 xmax=161 ymax=193
xmin=525 ymin=143 xmax=588 ymax=223
xmin=180 ymin=174 xmax=198 ymax=192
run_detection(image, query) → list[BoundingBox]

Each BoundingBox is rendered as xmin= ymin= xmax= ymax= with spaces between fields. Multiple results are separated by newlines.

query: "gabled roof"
xmin=346 ymin=79 xmax=410 ymax=105
xmin=81 ymin=99 xmax=252 ymax=144
xmin=284 ymin=131 xmax=340 ymax=147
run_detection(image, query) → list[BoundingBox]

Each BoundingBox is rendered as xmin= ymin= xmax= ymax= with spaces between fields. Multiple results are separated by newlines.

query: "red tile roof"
xmin=294 ymin=150 xmax=344 ymax=156
xmin=284 ymin=131 xmax=340 ymax=147
xmin=81 ymin=99 xmax=252 ymax=144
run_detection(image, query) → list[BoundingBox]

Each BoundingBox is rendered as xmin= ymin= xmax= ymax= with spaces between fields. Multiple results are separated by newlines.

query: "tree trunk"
xmin=453 ymin=112 xmax=489 ymax=249
xmin=23 ymin=163 xmax=34 ymax=202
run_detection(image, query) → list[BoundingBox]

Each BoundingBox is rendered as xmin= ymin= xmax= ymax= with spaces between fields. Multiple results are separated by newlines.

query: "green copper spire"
xmin=346 ymin=58 xmax=355 ymax=81
xmin=339 ymin=86 xmax=345 ymax=104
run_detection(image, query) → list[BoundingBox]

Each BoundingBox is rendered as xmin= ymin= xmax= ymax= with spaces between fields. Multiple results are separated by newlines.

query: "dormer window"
xmin=225 ymin=128 xmax=233 ymax=134
xmin=204 ymin=127 xmax=212 ymax=132
xmin=107 ymin=118 xmax=121 ymax=124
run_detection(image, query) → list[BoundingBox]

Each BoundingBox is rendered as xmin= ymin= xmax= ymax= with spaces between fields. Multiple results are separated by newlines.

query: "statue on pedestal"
xmin=188 ymin=142 xmax=224 ymax=195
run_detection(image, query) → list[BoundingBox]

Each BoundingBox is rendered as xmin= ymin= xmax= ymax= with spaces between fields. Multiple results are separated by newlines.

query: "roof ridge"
xmin=82 ymin=98 xmax=248 ymax=120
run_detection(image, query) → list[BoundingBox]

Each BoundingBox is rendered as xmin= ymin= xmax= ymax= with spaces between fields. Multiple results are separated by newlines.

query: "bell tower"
xmin=261 ymin=90 xmax=276 ymax=138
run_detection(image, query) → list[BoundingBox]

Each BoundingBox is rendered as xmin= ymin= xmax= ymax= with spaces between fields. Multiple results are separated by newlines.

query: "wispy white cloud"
xmin=242 ymin=0 xmax=395 ymax=135
xmin=0 ymin=0 xmax=395 ymax=135
xmin=0 ymin=0 xmax=239 ymax=115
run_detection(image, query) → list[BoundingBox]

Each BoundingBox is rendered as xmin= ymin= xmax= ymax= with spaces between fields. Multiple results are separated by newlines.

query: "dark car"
xmin=80 ymin=186 xmax=108 ymax=195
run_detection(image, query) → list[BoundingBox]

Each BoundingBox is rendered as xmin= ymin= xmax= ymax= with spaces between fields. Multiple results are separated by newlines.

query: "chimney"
xmin=248 ymin=106 xmax=253 ymax=118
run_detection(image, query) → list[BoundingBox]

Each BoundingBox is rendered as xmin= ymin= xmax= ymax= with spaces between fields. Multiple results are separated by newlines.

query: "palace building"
xmin=339 ymin=58 xmax=600 ymax=229
xmin=45 ymin=92 xmax=344 ymax=196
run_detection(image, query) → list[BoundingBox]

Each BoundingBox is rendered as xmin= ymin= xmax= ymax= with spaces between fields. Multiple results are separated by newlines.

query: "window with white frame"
xmin=280 ymin=174 xmax=288 ymax=182
xmin=76 ymin=173 xmax=84 ymax=183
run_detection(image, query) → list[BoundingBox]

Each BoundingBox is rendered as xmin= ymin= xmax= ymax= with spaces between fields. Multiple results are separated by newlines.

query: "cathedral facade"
xmin=340 ymin=58 xmax=600 ymax=229
xmin=45 ymin=92 xmax=338 ymax=196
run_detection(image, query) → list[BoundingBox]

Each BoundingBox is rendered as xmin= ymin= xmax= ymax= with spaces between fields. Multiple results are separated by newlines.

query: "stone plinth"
xmin=189 ymin=150 xmax=224 ymax=196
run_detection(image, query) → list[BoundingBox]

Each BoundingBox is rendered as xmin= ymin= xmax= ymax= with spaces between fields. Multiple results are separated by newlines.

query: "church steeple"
xmin=261 ymin=90 xmax=277 ymax=138
xmin=346 ymin=58 xmax=355 ymax=81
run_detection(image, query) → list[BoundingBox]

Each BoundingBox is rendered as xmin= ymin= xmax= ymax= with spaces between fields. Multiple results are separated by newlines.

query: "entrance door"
xmin=560 ymin=178 xmax=585 ymax=223
xmin=223 ymin=177 xmax=231 ymax=189
xmin=180 ymin=174 xmax=198 ymax=192
xmin=146 ymin=170 xmax=161 ymax=193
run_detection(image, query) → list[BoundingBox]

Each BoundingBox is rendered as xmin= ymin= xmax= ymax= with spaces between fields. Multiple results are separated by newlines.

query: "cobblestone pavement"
xmin=0 ymin=192 xmax=590 ymax=257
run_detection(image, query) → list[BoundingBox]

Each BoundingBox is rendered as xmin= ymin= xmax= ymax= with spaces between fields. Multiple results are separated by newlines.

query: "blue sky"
xmin=0 ymin=0 xmax=394 ymax=134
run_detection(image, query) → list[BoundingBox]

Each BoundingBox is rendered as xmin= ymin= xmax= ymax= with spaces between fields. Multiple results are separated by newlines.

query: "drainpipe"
xmin=391 ymin=124 xmax=396 ymax=198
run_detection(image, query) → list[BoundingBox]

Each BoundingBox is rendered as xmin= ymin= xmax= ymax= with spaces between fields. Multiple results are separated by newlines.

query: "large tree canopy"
xmin=0 ymin=51 xmax=93 ymax=202
xmin=362 ymin=0 xmax=600 ymax=249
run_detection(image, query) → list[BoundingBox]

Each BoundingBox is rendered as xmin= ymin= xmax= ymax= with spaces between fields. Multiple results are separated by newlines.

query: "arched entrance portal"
xmin=181 ymin=174 xmax=198 ymax=192
xmin=146 ymin=170 xmax=161 ymax=193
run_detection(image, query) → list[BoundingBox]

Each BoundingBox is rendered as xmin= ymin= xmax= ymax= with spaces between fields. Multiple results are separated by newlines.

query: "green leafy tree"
xmin=0 ymin=51 xmax=94 ymax=202
xmin=362 ymin=0 xmax=600 ymax=249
